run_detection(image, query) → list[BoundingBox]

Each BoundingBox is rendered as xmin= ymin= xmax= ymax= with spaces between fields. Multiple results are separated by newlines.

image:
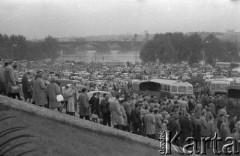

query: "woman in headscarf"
xmin=63 ymin=84 xmax=77 ymax=116
xmin=21 ymin=71 xmax=32 ymax=103
xmin=120 ymin=100 xmax=128 ymax=131
xmin=111 ymin=96 xmax=123 ymax=130
xmin=47 ymin=78 xmax=62 ymax=111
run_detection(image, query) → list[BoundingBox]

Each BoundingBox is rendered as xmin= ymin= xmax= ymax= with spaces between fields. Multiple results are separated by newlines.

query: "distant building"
xmin=226 ymin=29 xmax=235 ymax=35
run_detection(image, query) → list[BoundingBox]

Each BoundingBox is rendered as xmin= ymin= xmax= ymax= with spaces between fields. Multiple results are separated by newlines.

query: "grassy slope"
xmin=0 ymin=109 xmax=158 ymax=156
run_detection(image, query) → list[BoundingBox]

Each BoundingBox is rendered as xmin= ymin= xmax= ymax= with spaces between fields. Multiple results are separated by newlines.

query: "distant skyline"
xmin=0 ymin=0 xmax=239 ymax=39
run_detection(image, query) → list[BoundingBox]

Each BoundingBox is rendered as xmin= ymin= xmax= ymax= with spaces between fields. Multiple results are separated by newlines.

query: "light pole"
xmin=202 ymin=41 xmax=210 ymax=66
xmin=11 ymin=44 xmax=17 ymax=61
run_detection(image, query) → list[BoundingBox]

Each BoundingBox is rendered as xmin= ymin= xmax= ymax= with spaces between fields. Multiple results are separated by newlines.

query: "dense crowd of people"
xmin=1 ymin=58 xmax=240 ymax=149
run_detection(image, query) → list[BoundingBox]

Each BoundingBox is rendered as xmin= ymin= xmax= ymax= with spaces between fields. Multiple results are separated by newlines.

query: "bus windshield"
xmin=178 ymin=86 xmax=186 ymax=92
xmin=231 ymin=71 xmax=240 ymax=77
xmin=215 ymin=84 xmax=228 ymax=90
xmin=139 ymin=82 xmax=161 ymax=92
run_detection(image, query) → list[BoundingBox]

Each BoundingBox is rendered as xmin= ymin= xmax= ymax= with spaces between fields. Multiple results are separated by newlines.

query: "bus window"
xmin=178 ymin=86 xmax=186 ymax=92
xmin=162 ymin=85 xmax=170 ymax=92
xmin=162 ymin=85 xmax=165 ymax=91
xmin=172 ymin=86 xmax=177 ymax=92
xmin=187 ymin=86 xmax=193 ymax=91
xmin=216 ymin=84 xmax=226 ymax=90
xmin=167 ymin=86 xmax=170 ymax=92
xmin=211 ymin=84 xmax=215 ymax=90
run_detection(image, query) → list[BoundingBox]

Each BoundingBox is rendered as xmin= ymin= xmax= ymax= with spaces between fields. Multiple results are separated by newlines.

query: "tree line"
xmin=0 ymin=34 xmax=59 ymax=61
xmin=140 ymin=32 xmax=240 ymax=65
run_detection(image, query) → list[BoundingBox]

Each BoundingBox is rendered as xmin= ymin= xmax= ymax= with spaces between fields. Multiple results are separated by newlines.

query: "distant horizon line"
xmin=1 ymin=30 xmax=239 ymax=41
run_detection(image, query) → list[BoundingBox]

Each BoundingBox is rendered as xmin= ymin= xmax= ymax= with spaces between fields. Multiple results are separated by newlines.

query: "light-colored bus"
xmin=227 ymin=86 xmax=240 ymax=119
xmin=210 ymin=78 xmax=234 ymax=95
xmin=138 ymin=79 xmax=193 ymax=98
xmin=231 ymin=68 xmax=240 ymax=77
xmin=216 ymin=62 xmax=230 ymax=69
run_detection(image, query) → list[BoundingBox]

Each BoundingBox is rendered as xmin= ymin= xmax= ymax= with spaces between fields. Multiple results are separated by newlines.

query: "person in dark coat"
xmin=21 ymin=72 xmax=32 ymax=103
xmin=179 ymin=113 xmax=193 ymax=146
xmin=100 ymin=93 xmax=111 ymax=126
xmin=78 ymin=88 xmax=90 ymax=120
xmin=229 ymin=116 xmax=237 ymax=134
xmin=217 ymin=114 xmax=225 ymax=131
xmin=4 ymin=61 xmax=15 ymax=97
xmin=219 ymin=122 xmax=230 ymax=149
xmin=32 ymin=72 xmax=47 ymax=107
xmin=188 ymin=97 xmax=195 ymax=113
xmin=167 ymin=113 xmax=181 ymax=146
xmin=90 ymin=92 xmax=100 ymax=117
xmin=191 ymin=115 xmax=201 ymax=143
xmin=131 ymin=103 xmax=142 ymax=134
xmin=0 ymin=59 xmax=5 ymax=95
xmin=12 ymin=64 xmax=22 ymax=100
xmin=47 ymin=78 xmax=62 ymax=111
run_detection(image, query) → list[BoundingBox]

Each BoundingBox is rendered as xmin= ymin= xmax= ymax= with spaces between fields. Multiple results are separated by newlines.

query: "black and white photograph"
xmin=0 ymin=0 xmax=240 ymax=155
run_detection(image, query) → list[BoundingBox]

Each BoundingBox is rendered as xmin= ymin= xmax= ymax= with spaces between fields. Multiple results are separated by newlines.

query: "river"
xmin=59 ymin=50 xmax=141 ymax=63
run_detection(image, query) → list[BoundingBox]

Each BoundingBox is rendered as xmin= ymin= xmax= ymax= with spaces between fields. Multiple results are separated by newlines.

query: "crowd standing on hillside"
xmin=1 ymin=58 xmax=240 ymax=149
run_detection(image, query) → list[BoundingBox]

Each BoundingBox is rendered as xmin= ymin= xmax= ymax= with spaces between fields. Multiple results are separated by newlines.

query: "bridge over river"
xmin=58 ymin=50 xmax=141 ymax=63
xmin=58 ymin=40 xmax=145 ymax=52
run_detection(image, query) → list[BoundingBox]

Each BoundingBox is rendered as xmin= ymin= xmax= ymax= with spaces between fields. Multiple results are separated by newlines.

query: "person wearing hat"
xmin=168 ymin=113 xmax=181 ymax=140
xmin=64 ymin=84 xmax=77 ymax=116
xmin=12 ymin=64 xmax=23 ymax=100
xmin=47 ymin=78 xmax=62 ymax=111
xmin=178 ymin=97 xmax=188 ymax=117
xmin=208 ymin=100 xmax=216 ymax=118
xmin=120 ymin=99 xmax=128 ymax=131
xmin=217 ymin=114 xmax=228 ymax=132
xmin=160 ymin=106 xmax=169 ymax=119
xmin=131 ymin=103 xmax=142 ymax=134
xmin=32 ymin=70 xmax=47 ymax=107
xmin=154 ymin=107 xmax=163 ymax=139
xmin=194 ymin=103 xmax=202 ymax=120
xmin=4 ymin=61 xmax=15 ymax=97
xmin=21 ymin=71 xmax=32 ymax=103
xmin=219 ymin=121 xmax=230 ymax=149
xmin=179 ymin=113 xmax=193 ymax=146
xmin=78 ymin=88 xmax=90 ymax=120
xmin=100 ymin=93 xmax=111 ymax=126
xmin=143 ymin=107 xmax=156 ymax=139
xmin=199 ymin=111 xmax=209 ymax=138
xmin=0 ymin=58 xmax=5 ymax=95
xmin=111 ymin=95 xmax=124 ymax=130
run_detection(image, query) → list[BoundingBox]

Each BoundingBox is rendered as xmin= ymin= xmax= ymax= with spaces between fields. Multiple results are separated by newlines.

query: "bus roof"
xmin=211 ymin=80 xmax=230 ymax=84
xmin=232 ymin=68 xmax=240 ymax=71
xmin=214 ymin=78 xmax=234 ymax=82
xmin=150 ymin=79 xmax=192 ymax=86
xmin=216 ymin=62 xmax=230 ymax=65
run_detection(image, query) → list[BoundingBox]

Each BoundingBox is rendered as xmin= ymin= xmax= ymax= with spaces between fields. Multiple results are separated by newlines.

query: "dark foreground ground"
xmin=0 ymin=107 xmax=159 ymax=156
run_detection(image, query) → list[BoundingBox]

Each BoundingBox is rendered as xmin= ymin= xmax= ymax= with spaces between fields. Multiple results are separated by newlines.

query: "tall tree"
xmin=204 ymin=34 xmax=225 ymax=65
xmin=184 ymin=33 xmax=202 ymax=65
xmin=166 ymin=32 xmax=186 ymax=62
xmin=43 ymin=36 xmax=59 ymax=60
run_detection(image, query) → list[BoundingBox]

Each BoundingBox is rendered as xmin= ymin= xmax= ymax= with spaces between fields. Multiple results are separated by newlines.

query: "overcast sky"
xmin=0 ymin=0 xmax=239 ymax=39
